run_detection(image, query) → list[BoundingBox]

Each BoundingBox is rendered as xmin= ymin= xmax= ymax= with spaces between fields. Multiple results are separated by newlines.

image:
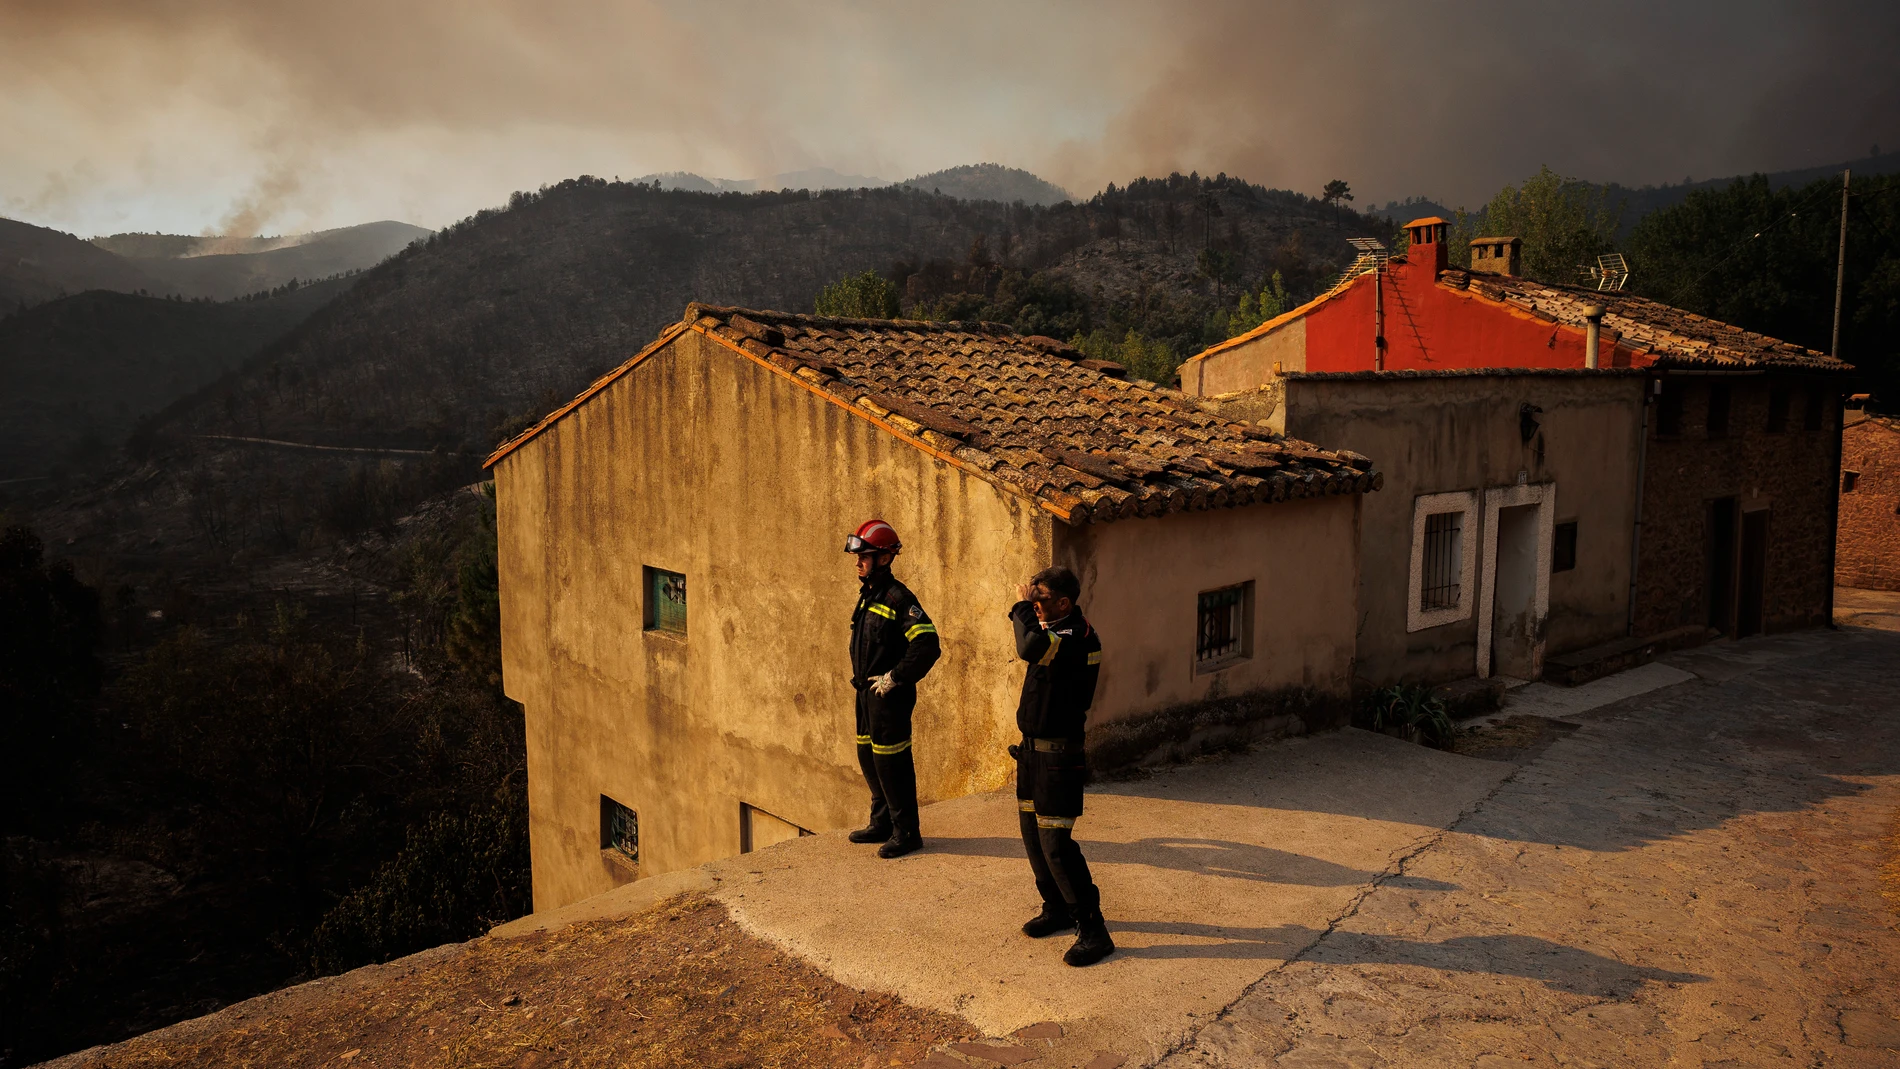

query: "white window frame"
xmin=1408 ymin=490 xmax=1480 ymax=633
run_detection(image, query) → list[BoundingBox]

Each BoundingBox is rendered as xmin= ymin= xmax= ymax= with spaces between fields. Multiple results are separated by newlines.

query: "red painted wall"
xmin=1300 ymin=255 xmax=1653 ymax=372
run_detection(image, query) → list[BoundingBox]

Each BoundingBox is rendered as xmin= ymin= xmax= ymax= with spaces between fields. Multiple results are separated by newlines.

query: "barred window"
xmin=1420 ymin=512 xmax=1464 ymax=611
xmin=1553 ymin=521 xmax=1578 ymax=572
xmin=1196 ymin=584 xmax=1249 ymax=669
xmin=601 ymin=795 xmax=638 ymax=864
xmin=1766 ymin=388 xmax=1790 ymax=432
xmin=645 ymin=566 xmax=686 ymax=634
xmin=1706 ymin=383 xmax=1731 ymax=439
xmin=1803 ymin=389 xmax=1826 ymax=431
xmin=1655 ymin=382 xmax=1683 ymax=437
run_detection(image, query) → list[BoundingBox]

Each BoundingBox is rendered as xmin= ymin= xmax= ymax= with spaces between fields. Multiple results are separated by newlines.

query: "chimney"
xmin=1403 ymin=217 xmax=1449 ymax=278
xmin=1583 ymin=305 xmax=1604 ymax=369
xmin=1468 ymin=236 xmax=1523 ymax=277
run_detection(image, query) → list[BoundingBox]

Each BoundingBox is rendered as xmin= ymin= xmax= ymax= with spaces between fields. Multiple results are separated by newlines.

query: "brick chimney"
xmin=1403 ymin=217 xmax=1449 ymax=279
xmin=1468 ymin=236 xmax=1523 ymax=277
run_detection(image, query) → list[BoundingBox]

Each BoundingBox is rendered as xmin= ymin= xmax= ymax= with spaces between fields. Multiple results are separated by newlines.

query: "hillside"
xmin=20 ymin=173 xmax=1388 ymax=575
xmin=0 ymin=279 xmax=352 ymax=479
xmin=0 ymin=218 xmax=164 ymax=312
xmin=900 ymin=163 xmax=1074 ymax=205
xmin=1372 ymin=148 xmax=1900 ymax=237
xmin=91 ymin=221 xmax=431 ymax=300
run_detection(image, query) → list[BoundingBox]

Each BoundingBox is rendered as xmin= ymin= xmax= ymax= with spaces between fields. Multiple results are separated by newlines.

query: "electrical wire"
xmin=1663 ymin=177 xmax=1849 ymax=307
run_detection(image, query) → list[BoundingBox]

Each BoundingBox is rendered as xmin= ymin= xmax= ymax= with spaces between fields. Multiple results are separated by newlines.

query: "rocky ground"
xmin=45 ymin=627 xmax=1900 ymax=1068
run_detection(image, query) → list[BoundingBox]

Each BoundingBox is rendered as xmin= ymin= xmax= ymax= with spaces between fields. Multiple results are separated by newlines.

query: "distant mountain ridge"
xmin=636 ymin=162 xmax=1074 ymax=205
xmin=1 ymin=218 xmax=429 ymax=308
xmin=1370 ymin=149 xmax=1900 ymax=237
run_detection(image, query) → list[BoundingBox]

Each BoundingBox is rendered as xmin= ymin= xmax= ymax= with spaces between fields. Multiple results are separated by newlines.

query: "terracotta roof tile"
xmin=1440 ymin=270 xmax=1852 ymax=371
xmin=487 ymin=304 xmax=1381 ymax=525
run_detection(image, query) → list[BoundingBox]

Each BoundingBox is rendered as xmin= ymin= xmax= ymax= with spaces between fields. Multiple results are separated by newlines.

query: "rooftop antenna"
xmin=1347 ymin=237 xmax=1391 ymax=368
xmin=1584 ymin=253 xmax=1630 ymax=291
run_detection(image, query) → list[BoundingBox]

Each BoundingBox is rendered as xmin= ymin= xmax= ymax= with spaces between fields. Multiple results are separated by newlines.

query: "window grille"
xmin=1196 ymin=585 xmax=1246 ymax=666
xmin=646 ymin=567 xmax=686 ymax=634
xmin=1420 ymin=512 xmax=1463 ymax=611
xmin=1553 ymin=521 xmax=1578 ymax=572
xmin=601 ymin=796 xmax=638 ymax=863
xmin=1803 ymin=389 xmax=1826 ymax=431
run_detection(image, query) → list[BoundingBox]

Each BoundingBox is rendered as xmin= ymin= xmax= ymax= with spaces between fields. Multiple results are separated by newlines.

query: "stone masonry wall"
xmin=1634 ymin=373 xmax=1841 ymax=636
xmin=1836 ymin=416 xmax=1900 ymax=591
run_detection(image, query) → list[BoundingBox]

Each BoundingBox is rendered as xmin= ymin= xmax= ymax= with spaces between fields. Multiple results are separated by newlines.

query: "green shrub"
xmin=814 ymin=270 xmax=900 ymax=319
xmin=307 ymin=799 xmax=529 ymax=974
xmin=1363 ymin=683 xmax=1455 ymax=749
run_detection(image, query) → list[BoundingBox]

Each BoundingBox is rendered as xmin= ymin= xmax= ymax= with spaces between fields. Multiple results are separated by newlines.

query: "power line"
xmin=1664 ymin=177 xmax=1846 ymax=307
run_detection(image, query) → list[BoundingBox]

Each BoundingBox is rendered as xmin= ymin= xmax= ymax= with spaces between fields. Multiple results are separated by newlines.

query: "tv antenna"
xmin=1583 ymin=253 xmax=1630 ymax=291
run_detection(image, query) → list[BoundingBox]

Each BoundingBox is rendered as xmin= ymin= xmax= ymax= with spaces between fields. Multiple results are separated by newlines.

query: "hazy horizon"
xmin=4 ymin=0 xmax=1895 ymax=237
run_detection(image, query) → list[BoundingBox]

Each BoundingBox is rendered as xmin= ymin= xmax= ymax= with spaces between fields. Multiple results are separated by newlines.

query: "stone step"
xmin=1544 ymin=625 xmax=1717 ymax=687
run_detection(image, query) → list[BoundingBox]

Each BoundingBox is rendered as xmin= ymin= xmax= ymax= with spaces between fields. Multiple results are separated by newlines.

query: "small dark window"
xmin=1421 ymin=512 xmax=1463 ymax=610
xmin=645 ymin=567 xmax=686 ymax=634
xmin=1803 ymin=389 xmax=1827 ymax=431
xmin=1842 ymin=470 xmax=1860 ymax=493
xmin=1766 ymin=388 xmax=1790 ymax=432
xmin=1553 ymin=521 xmax=1578 ymax=572
xmin=601 ymin=795 xmax=638 ymax=864
xmin=1196 ymin=583 xmax=1249 ymax=669
xmin=1655 ymin=382 xmax=1683 ymax=437
xmin=1706 ymin=384 xmax=1731 ymax=438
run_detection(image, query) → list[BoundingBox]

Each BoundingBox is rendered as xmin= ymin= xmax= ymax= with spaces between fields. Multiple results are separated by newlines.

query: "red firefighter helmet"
xmin=845 ymin=519 xmax=902 ymax=555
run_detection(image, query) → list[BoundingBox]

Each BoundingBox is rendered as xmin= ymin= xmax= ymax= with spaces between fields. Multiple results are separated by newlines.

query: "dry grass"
xmin=1451 ymin=714 xmax=1579 ymax=763
xmin=1882 ymin=805 xmax=1900 ymax=922
xmin=71 ymin=895 xmax=971 ymax=1069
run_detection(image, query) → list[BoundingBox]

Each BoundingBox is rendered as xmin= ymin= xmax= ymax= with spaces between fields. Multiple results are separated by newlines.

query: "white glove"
xmin=870 ymin=672 xmax=897 ymax=696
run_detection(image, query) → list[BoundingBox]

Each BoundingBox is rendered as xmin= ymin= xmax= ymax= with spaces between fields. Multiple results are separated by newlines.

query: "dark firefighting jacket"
xmin=850 ymin=569 xmax=941 ymax=693
xmin=1010 ymin=601 xmax=1102 ymax=741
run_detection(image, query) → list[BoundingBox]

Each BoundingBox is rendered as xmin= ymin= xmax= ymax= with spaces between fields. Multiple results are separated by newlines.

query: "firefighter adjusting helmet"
xmin=845 ymin=519 xmax=902 ymax=555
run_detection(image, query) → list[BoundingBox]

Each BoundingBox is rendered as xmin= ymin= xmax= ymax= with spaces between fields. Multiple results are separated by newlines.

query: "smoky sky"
xmin=2 ymin=0 xmax=1895 ymax=235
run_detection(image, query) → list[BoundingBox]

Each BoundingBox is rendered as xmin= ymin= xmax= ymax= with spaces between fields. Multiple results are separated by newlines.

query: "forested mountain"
xmin=899 ymin=163 xmax=1074 ymax=205
xmin=0 ymin=219 xmax=165 ymax=311
xmin=90 ymin=222 xmax=431 ymax=300
xmin=0 ymin=278 xmax=351 ymax=479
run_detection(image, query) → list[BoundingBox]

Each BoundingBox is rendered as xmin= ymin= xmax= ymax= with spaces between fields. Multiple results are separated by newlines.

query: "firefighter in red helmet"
xmin=844 ymin=519 xmax=940 ymax=858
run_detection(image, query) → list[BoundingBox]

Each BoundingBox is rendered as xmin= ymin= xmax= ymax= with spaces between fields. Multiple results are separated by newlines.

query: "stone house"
xmin=1837 ymin=411 xmax=1900 ymax=591
xmin=485 ymin=305 xmax=1378 ymax=911
xmin=1211 ymin=370 xmax=1648 ymax=685
xmin=1181 ymin=217 xmax=1850 ymax=681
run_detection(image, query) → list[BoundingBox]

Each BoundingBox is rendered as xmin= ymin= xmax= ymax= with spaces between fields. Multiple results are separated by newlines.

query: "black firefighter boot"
xmin=1021 ymin=896 xmax=1076 ymax=938
xmin=1063 ymin=891 xmax=1115 ymax=967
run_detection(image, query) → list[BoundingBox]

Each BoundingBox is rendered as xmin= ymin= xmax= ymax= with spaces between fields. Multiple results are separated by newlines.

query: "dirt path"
xmin=1161 ymin=628 xmax=1900 ymax=1067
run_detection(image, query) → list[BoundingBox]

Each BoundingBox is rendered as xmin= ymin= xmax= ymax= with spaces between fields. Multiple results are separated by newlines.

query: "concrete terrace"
xmin=46 ymin=626 xmax=1900 ymax=1068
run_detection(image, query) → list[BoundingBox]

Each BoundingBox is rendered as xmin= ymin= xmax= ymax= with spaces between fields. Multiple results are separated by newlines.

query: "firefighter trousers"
xmin=1016 ymin=741 xmax=1098 ymax=909
xmin=855 ymin=685 xmax=919 ymax=837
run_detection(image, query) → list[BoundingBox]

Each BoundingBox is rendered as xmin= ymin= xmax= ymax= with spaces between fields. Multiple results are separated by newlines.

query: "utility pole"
xmin=1832 ymin=169 xmax=1850 ymax=358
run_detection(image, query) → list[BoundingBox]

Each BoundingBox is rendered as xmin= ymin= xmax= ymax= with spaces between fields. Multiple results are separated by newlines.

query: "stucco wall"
xmin=1053 ymin=495 xmax=1360 ymax=718
xmin=1180 ymin=317 xmax=1306 ymax=396
xmin=494 ymin=330 xmax=1052 ymax=912
xmin=1836 ymin=417 xmax=1900 ymax=591
xmin=1634 ymin=374 xmax=1841 ymax=635
xmin=1275 ymin=373 xmax=1644 ymax=685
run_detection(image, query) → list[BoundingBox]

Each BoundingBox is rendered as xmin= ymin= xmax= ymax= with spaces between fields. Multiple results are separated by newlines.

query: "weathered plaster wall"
xmin=495 ymin=330 xmax=1051 ymax=912
xmin=1275 ymin=373 xmax=1643 ymax=685
xmin=1053 ymin=495 xmax=1360 ymax=720
xmin=1634 ymin=375 xmax=1841 ymax=635
xmin=1180 ymin=318 xmax=1306 ymax=396
xmin=1836 ymin=417 xmax=1900 ymax=591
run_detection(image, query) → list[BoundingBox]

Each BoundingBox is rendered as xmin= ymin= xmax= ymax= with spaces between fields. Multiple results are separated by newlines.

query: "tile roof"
xmin=485 ymin=305 xmax=1381 ymax=525
xmin=1440 ymin=270 xmax=1852 ymax=371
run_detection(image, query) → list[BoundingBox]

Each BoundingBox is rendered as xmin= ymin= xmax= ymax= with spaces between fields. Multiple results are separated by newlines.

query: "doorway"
xmin=1490 ymin=504 xmax=1541 ymax=678
xmin=1737 ymin=510 xmax=1769 ymax=637
xmin=1476 ymin=482 xmax=1554 ymax=679
xmin=1707 ymin=497 xmax=1737 ymax=633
